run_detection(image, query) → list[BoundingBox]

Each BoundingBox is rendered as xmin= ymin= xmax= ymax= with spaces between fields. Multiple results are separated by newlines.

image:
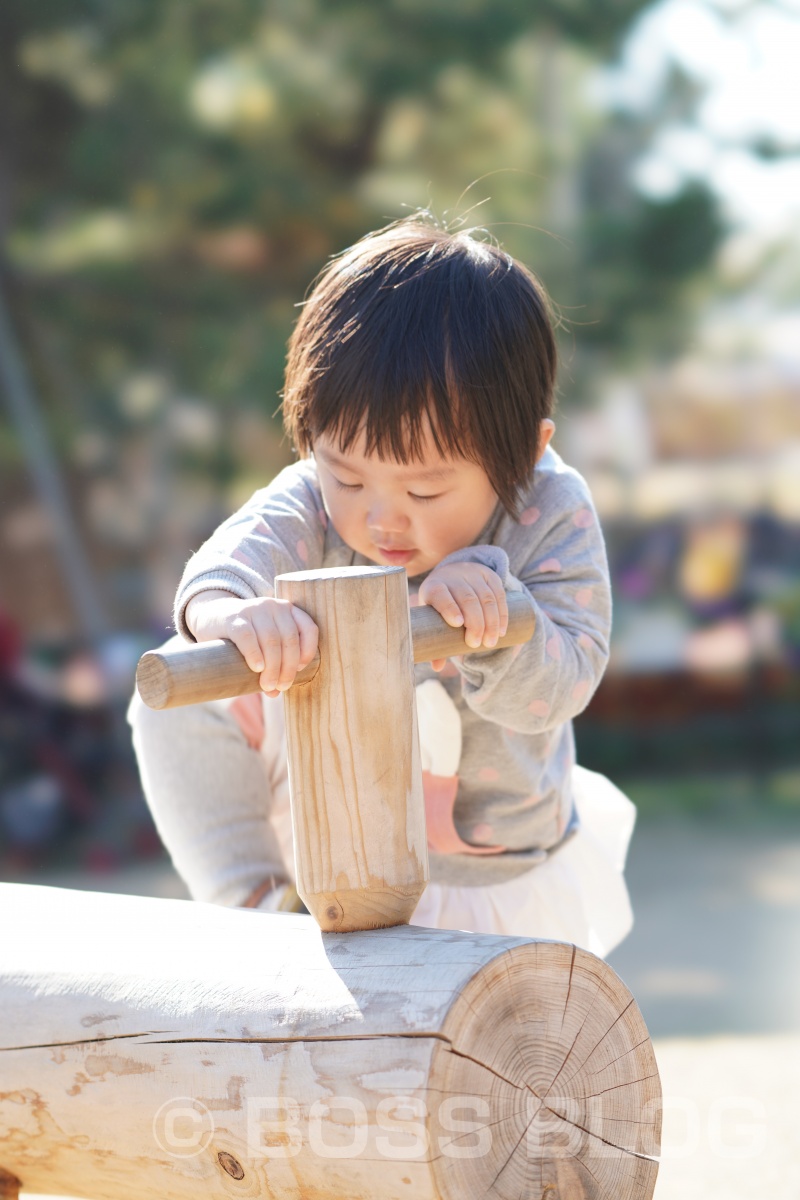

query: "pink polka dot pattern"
xmin=296 ymin=538 xmax=309 ymax=564
xmin=257 ymin=519 xmax=271 ymax=535
xmin=318 ymin=509 xmax=329 ymax=529
xmin=572 ymin=679 xmax=590 ymax=704
xmin=536 ymin=557 xmax=562 ymax=574
xmin=528 ymin=698 xmax=550 ymax=718
xmin=578 ymin=632 xmax=594 ymax=650
xmin=478 ymin=767 xmax=500 ymax=782
xmin=422 ymin=772 xmax=506 ymax=855
xmin=519 ymin=506 xmax=541 ymax=525
xmin=573 ymin=508 xmax=594 ymax=528
xmin=545 ymin=634 xmax=562 ymax=661
xmin=472 ymin=823 xmax=494 ymax=842
xmin=575 ymin=587 xmax=593 ymax=608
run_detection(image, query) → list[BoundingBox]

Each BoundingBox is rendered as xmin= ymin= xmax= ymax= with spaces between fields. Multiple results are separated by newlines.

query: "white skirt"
xmin=239 ymin=692 xmax=636 ymax=960
xmin=409 ymin=765 xmax=636 ymax=958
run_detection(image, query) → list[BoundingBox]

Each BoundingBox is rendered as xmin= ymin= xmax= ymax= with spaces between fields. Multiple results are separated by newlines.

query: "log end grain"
xmin=430 ymin=940 xmax=661 ymax=1200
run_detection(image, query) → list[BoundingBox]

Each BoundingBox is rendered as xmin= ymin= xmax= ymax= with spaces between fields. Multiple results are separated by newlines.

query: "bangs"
xmin=282 ymin=219 xmax=557 ymax=514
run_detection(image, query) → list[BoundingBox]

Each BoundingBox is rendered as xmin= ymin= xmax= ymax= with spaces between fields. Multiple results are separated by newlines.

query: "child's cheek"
xmin=328 ymin=499 xmax=371 ymax=559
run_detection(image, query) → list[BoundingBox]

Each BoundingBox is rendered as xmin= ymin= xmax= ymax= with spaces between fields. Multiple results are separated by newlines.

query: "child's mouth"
xmin=377 ymin=546 xmax=416 ymax=565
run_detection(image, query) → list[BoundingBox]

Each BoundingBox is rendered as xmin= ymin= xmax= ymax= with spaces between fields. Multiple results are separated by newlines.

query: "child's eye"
xmin=333 ymin=478 xmax=362 ymax=493
xmin=409 ymin=492 xmax=441 ymax=504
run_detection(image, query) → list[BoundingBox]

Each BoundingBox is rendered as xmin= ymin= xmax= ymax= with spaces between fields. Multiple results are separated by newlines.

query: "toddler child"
xmin=129 ymin=216 xmax=636 ymax=956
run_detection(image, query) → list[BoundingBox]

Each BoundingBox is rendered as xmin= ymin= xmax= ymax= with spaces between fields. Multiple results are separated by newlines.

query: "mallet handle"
xmin=137 ymin=590 xmax=534 ymax=710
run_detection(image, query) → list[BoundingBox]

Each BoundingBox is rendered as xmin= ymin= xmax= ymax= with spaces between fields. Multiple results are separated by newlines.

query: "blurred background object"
xmin=0 ymin=0 xmax=798 ymax=868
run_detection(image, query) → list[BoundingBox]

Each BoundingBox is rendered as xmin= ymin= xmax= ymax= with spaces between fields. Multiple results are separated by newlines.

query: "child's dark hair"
xmin=282 ymin=215 xmax=557 ymax=516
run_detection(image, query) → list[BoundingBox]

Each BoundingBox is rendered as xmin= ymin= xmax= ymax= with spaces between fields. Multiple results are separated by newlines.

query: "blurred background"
xmin=2 ymin=0 xmax=799 ymax=873
xmin=2 ymin=1 xmax=800 ymax=1191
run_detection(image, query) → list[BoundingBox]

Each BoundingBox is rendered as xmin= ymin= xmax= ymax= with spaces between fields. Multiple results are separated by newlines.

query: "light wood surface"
xmin=0 ymin=883 xmax=661 ymax=1200
xmin=135 ymin=589 xmax=535 ymax=710
xmin=275 ymin=566 xmax=428 ymax=931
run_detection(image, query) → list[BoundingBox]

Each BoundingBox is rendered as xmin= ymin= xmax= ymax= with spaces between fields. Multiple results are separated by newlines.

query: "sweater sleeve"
xmin=174 ymin=459 xmax=327 ymax=640
xmin=439 ymin=459 xmax=612 ymax=732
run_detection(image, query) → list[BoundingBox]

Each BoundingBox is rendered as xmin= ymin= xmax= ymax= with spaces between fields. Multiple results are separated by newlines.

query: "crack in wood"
xmin=572 ymin=1149 xmax=618 ymax=1200
xmin=444 ymin=1044 xmax=526 ymax=1092
xmin=147 ymin=1031 xmax=452 ymax=1046
xmin=583 ymin=1034 xmax=653 ymax=1078
xmin=556 ymin=998 xmax=636 ymax=1092
xmin=487 ymin=1100 xmax=538 ymax=1190
xmin=541 ymin=970 xmax=605 ymax=1100
xmin=570 ymin=1070 xmax=662 ymax=1101
xmin=538 ymin=1101 xmax=660 ymax=1163
xmin=426 ymin=1106 xmax=531 ymax=1164
xmin=0 ymin=1032 xmax=170 ymax=1053
xmin=560 ymin=943 xmax=577 ymax=1037
xmin=1 ymin=1030 xmax=459 ymax=1053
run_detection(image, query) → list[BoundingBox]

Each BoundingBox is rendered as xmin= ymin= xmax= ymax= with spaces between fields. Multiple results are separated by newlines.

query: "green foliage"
xmin=0 ymin=0 xmax=725 ymax=465
xmin=635 ymin=185 xmax=723 ymax=280
xmin=577 ymin=170 xmax=724 ymax=356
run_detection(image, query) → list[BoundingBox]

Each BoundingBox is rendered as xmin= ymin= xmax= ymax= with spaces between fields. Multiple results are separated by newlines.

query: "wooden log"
xmin=135 ymin=589 xmax=535 ymax=710
xmin=274 ymin=566 xmax=428 ymax=932
xmin=0 ymin=883 xmax=661 ymax=1200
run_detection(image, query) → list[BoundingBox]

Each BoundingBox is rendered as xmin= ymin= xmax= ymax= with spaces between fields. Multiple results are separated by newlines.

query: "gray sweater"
xmin=175 ymin=445 xmax=612 ymax=887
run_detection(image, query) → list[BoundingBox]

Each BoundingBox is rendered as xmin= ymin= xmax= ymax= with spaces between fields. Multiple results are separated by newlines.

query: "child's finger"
xmin=419 ymin=582 xmax=465 ymax=629
xmin=430 ymin=658 xmax=446 ymax=672
xmin=476 ymin=581 xmax=506 ymax=647
xmin=270 ymin=604 xmax=303 ymax=691
xmin=292 ymin=605 xmax=320 ymax=670
xmin=450 ymin=587 xmax=485 ymax=649
xmin=226 ymin=619 xmax=268 ymax=676
xmin=471 ymin=570 xmax=509 ymax=647
xmin=478 ymin=569 xmax=509 ymax=637
xmin=249 ymin=616 xmax=284 ymax=693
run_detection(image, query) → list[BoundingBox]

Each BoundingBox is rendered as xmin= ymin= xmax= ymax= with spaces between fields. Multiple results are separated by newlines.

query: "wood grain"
xmin=275 ymin=566 xmax=428 ymax=931
xmin=0 ymin=884 xmax=660 ymax=1200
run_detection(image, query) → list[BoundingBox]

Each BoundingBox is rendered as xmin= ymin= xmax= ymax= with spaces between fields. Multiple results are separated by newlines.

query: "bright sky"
xmin=594 ymin=0 xmax=800 ymax=231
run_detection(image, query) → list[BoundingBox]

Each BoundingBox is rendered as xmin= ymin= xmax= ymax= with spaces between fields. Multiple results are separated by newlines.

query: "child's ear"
xmin=536 ymin=419 xmax=555 ymax=463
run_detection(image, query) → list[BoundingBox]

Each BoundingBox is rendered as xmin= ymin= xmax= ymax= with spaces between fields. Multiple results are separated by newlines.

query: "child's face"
xmin=313 ymin=420 xmax=553 ymax=578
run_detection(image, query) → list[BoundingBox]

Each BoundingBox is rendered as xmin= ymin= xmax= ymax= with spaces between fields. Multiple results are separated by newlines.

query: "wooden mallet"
xmin=137 ymin=566 xmax=535 ymax=932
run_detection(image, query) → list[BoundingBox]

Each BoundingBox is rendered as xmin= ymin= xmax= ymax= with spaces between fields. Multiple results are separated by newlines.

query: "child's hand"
xmin=418 ymin=563 xmax=509 ymax=672
xmin=185 ymin=590 xmax=319 ymax=697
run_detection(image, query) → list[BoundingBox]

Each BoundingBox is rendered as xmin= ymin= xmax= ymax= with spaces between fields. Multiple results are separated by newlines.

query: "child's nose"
xmin=366 ymin=499 xmax=410 ymax=534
